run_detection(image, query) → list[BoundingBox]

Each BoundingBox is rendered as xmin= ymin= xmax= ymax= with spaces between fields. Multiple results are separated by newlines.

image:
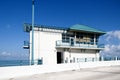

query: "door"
xmin=57 ymin=52 xmax=63 ymax=64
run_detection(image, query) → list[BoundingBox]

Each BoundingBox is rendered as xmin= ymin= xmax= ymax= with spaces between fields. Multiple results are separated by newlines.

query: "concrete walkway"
xmin=4 ymin=66 xmax=120 ymax=80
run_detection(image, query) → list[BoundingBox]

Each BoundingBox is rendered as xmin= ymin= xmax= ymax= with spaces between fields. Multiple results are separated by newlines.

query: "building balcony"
xmin=23 ymin=41 xmax=29 ymax=49
xmin=56 ymin=40 xmax=104 ymax=50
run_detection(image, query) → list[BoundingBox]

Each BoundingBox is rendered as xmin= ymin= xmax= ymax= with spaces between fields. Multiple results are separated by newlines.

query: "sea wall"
xmin=0 ymin=61 xmax=120 ymax=80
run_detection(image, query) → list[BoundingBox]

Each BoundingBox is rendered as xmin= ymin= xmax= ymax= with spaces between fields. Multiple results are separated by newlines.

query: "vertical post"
xmin=115 ymin=56 xmax=117 ymax=61
xmin=94 ymin=34 xmax=96 ymax=45
xmin=101 ymin=56 xmax=104 ymax=61
xmin=69 ymin=48 xmax=71 ymax=63
xmin=31 ymin=0 xmax=35 ymax=65
xmin=75 ymin=32 xmax=76 ymax=45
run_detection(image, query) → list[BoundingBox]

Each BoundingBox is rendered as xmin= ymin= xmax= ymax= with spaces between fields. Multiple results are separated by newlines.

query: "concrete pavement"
xmin=4 ymin=66 xmax=120 ymax=80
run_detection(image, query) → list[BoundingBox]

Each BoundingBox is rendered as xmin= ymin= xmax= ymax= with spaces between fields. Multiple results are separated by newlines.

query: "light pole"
xmin=31 ymin=0 xmax=35 ymax=65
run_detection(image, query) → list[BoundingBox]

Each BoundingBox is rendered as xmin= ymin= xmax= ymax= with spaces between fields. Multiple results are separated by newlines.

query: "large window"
xmin=75 ymin=32 xmax=99 ymax=45
xmin=62 ymin=32 xmax=99 ymax=45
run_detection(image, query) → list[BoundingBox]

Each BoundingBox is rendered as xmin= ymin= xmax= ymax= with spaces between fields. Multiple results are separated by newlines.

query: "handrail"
xmin=56 ymin=40 xmax=104 ymax=48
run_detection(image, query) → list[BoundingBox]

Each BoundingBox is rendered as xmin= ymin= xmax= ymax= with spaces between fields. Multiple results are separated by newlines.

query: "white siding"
xmin=32 ymin=30 xmax=62 ymax=65
xmin=70 ymin=49 xmax=96 ymax=58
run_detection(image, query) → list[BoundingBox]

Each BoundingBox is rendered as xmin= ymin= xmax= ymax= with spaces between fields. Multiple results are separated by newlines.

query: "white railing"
xmin=56 ymin=40 xmax=104 ymax=49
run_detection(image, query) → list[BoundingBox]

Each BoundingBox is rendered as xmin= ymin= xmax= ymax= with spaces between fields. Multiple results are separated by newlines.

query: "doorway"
xmin=57 ymin=52 xmax=63 ymax=64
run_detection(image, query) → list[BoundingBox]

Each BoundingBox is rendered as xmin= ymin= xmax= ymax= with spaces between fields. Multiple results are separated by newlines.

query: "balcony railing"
xmin=56 ymin=40 xmax=104 ymax=49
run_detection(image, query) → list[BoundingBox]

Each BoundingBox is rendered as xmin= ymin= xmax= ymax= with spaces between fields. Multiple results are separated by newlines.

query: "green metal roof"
xmin=69 ymin=24 xmax=106 ymax=34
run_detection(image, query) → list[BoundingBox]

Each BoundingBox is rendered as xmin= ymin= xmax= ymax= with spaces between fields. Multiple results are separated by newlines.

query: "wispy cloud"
xmin=100 ymin=30 xmax=120 ymax=57
xmin=0 ymin=51 xmax=29 ymax=60
xmin=0 ymin=51 xmax=11 ymax=56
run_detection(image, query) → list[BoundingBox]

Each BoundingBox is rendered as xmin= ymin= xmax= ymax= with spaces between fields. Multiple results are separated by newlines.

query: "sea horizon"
xmin=0 ymin=60 xmax=29 ymax=67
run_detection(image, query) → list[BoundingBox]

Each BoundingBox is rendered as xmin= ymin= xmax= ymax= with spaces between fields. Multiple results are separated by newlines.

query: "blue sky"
xmin=0 ymin=0 xmax=120 ymax=60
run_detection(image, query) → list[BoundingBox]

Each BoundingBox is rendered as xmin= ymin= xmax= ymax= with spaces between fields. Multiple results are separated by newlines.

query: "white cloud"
xmin=102 ymin=44 xmax=120 ymax=54
xmin=105 ymin=30 xmax=120 ymax=41
xmin=101 ymin=44 xmax=120 ymax=56
xmin=100 ymin=30 xmax=120 ymax=56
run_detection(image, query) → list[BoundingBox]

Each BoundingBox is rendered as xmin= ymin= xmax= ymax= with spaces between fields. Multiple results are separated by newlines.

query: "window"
xmin=62 ymin=33 xmax=74 ymax=42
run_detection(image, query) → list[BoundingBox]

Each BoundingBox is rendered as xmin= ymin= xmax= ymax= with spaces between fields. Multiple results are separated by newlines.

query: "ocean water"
xmin=0 ymin=60 xmax=29 ymax=67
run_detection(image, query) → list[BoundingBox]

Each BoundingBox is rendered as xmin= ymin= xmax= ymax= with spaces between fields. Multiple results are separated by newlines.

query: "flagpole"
xmin=31 ymin=0 xmax=34 ymax=65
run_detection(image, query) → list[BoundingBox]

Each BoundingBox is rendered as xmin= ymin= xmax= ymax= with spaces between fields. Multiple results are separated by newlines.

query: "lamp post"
xmin=31 ymin=0 xmax=35 ymax=65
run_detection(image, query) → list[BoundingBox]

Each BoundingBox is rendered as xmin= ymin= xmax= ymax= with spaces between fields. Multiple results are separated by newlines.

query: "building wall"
xmin=30 ymin=28 xmax=100 ymax=65
xmin=30 ymin=30 xmax=62 ymax=65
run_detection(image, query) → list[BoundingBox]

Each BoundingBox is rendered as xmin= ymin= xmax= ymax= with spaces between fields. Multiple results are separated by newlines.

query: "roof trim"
xmin=24 ymin=23 xmax=67 ymax=32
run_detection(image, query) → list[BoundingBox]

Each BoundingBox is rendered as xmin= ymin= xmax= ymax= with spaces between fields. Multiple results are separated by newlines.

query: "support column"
xmin=75 ymin=32 xmax=76 ymax=44
xmin=115 ymin=56 xmax=118 ymax=61
xmin=94 ymin=34 xmax=96 ymax=45
xmin=69 ymin=48 xmax=72 ymax=63
xmin=101 ymin=56 xmax=104 ymax=61
xmin=64 ymin=51 xmax=69 ymax=63
xmin=95 ymin=51 xmax=100 ymax=61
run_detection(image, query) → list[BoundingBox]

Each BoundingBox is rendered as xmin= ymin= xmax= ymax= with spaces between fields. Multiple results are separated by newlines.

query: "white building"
xmin=23 ymin=24 xmax=106 ymax=65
